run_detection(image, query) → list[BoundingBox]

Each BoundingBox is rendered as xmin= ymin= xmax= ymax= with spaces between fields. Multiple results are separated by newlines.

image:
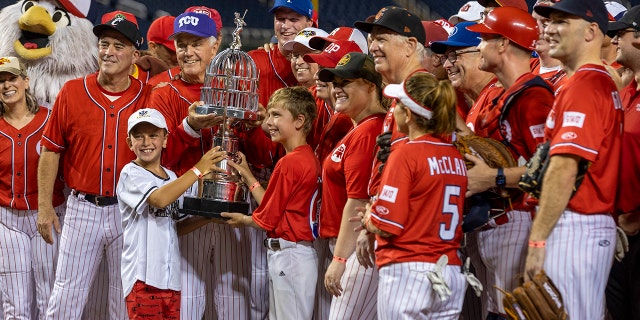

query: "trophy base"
xmin=180 ymin=196 xmax=250 ymax=219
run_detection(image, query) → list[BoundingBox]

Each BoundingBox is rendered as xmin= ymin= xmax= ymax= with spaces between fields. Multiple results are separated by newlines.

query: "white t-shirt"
xmin=117 ymin=162 xmax=182 ymax=296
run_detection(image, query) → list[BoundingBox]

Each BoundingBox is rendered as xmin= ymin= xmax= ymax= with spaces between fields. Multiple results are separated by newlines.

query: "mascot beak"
xmin=14 ymin=5 xmax=56 ymax=60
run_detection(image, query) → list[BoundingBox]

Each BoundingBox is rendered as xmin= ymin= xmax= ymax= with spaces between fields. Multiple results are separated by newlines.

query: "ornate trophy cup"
xmin=181 ymin=11 xmax=259 ymax=218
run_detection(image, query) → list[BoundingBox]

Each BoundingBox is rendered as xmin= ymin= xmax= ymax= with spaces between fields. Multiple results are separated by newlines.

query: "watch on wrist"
xmin=496 ymin=167 xmax=506 ymax=188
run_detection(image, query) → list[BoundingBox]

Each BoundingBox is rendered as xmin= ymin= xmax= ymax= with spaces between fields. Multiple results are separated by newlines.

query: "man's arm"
xmin=525 ymin=153 xmax=580 ymax=279
xmin=37 ymin=147 xmax=62 ymax=244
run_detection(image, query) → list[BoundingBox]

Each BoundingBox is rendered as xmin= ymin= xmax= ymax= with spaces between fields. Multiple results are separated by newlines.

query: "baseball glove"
xmin=453 ymin=134 xmax=517 ymax=170
xmin=518 ymin=142 xmax=590 ymax=199
xmin=498 ymin=270 xmax=567 ymax=320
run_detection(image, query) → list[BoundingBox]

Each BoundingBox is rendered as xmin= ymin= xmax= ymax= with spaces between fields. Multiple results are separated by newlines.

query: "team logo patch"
xmin=599 ymin=240 xmax=611 ymax=247
xmin=561 ymin=132 xmax=577 ymax=140
xmin=546 ymin=111 xmax=555 ymax=129
xmin=460 ymin=3 xmax=471 ymax=12
xmin=529 ymin=124 xmax=545 ymax=139
xmin=298 ymin=29 xmax=316 ymax=37
xmin=0 ymin=57 xmax=10 ymax=65
xmin=337 ymin=54 xmax=351 ymax=67
xmin=501 ymin=121 xmax=512 ymax=142
xmin=562 ymin=111 xmax=585 ymax=128
xmin=331 ymin=144 xmax=346 ymax=162
xmin=379 ymin=185 xmax=398 ymax=203
xmin=374 ymin=205 xmax=390 ymax=215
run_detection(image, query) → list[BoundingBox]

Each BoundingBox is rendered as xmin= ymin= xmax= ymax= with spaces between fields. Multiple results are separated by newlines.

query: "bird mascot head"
xmin=0 ymin=0 xmax=98 ymax=106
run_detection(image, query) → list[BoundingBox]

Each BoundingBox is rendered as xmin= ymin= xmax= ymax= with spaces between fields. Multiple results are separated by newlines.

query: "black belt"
xmin=263 ymin=238 xmax=281 ymax=250
xmin=73 ymin=191 xmax=118 ymax=207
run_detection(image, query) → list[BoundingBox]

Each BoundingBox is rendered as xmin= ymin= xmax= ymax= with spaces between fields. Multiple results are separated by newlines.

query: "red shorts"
xmin=125 ymin=280 xmax=181 ymax=319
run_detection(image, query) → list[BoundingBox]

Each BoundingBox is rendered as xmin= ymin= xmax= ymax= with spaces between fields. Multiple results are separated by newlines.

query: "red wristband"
xmin=191 ymin=167 xmax=203 ymax=179
xmin=528 ymin=240 xmax=546 ymax=248
xmin=249 ymin=181 xmax=261 ymax=192
xmin=333 ymin=256 xmax=347 ymax=264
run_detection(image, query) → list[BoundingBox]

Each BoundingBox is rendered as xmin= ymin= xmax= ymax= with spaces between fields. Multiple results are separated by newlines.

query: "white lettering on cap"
xmin=324 ymin=42 xmax=341 ymax=53
xmin=178 ymin=16 xmax=200 ymax=28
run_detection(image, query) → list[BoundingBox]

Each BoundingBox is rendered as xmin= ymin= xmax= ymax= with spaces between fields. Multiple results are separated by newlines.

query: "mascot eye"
xmin=52 ymin=9 xmax=71 ymax=27
xmin=21 ymin=0 xmax=37 ymax=13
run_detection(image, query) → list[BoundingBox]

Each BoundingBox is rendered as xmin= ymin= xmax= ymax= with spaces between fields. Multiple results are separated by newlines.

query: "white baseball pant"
xmin=0 ymin=205 xmax=64 ymax=319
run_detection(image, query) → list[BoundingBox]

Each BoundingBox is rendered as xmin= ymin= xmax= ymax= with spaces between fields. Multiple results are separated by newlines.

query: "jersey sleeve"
xmin=549 ymin=77 xmax=616 ymax=162
xmin=511 ymin=87 xmax=553 ymax=158
xmin=117 ymin=165 xmax=159 ymax=215
xmin=251 ymin=160 xmax=294 ymax=231
xmin=370 ymin=151 xmax=412 ymax=236
xmin=41 ymin=83 xmax=70 ymax=152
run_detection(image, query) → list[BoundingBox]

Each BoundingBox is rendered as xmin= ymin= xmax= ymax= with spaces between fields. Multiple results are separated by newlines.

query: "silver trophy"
xmin=182 ymin=11 xmax=258 ymax=217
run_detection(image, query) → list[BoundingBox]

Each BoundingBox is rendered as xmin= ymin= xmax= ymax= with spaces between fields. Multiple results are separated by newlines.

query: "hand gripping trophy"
xmin=182 ymin=11 xmax=258 ymax=217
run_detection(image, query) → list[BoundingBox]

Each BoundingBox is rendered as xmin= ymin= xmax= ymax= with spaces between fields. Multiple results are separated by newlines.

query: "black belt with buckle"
xmin=74 ymin=191 xmax=118 ymax=207
xmin=263 ymin=238 xmax=281 ymax=250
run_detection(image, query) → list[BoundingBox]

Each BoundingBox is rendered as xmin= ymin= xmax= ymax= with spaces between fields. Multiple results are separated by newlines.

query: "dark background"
xmin=2 ymin=0 xmax=640 ymax=49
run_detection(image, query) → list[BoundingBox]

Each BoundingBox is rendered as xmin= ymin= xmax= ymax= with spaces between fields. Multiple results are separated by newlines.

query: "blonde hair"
xmin=268 ymin=86 xmax=317 ymax=134
xmin=404 ymin=72 xmax=457 ymax=135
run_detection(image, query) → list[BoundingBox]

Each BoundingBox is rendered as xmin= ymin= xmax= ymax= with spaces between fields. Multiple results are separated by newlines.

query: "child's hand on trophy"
xmin=187 ymin=101 xmax=224 ymax=131
xmin=226 ymin=151 xmax=255 ymax=184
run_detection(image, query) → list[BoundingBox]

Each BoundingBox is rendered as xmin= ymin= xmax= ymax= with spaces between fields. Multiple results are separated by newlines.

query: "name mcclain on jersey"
xmin=427 ymin=156 xmax=467 ymax=177
xmin=149 ymin=200 xmax=181 ymax=220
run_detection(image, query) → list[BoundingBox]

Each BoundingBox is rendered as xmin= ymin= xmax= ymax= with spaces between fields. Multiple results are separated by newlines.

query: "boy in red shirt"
xmin=222 ymin=86 xmax=321 ymax=319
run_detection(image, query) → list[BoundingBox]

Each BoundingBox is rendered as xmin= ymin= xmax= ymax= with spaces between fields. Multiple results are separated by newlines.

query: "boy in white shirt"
xmin=117 ymin=108 xmax=226 ymax=318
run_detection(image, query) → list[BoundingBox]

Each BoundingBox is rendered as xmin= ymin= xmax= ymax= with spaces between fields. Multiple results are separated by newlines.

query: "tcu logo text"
xmin=179 ymin=16 xmax=200 ymax=28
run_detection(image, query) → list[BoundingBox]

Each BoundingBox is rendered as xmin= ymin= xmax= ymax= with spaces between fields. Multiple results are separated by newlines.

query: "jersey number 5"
xmin=439 ymin=185 xmax=461 ymax=240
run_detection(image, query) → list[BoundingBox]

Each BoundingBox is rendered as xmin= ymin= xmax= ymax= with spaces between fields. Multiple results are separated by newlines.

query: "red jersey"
xmin=308 ymin=87 xmax=354 ymax=164
xmin=42 ymin=73 xmax=151 ymax=196
xmin=252 ymin=145 xmax=321 ymax=242
xmin=147 ymin=66 xmax=180 ymax=88
xmin=465 ymin=78 xmax=502 ymax=133
xmin=0 ymin=108 xmax=64 ymax=209
xmin=149 ymin=78 xmax=216 ymax=176
xmin=531 ymin=63 xmax=568 ymax=92
xmin=248 ymin=45 xmax=297 ymax=108
xmin=544 ymin=64 xmax=623 ymax=214
xmin=371 ymin=134 xmax=467 ymax=268
xmin=319 ymin=114 xmax=385 ymax=238
xmin=616 ymin=78 xmax=640 ymax=215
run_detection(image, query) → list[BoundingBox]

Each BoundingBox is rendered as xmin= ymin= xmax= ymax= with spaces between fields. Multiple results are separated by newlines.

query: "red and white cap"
xmin=383 ymin=77 xmax=433 ymax=120
xmin=422 ymin=20 xmax=450 ymax=47
xmin=185 ymin=6 xmax=223 ymax=31
xmin=282 ymin=27 xmax=329 ymax=52
xmin=449 ymin=1 xmax=485 ymax=24
xmin=304 ymin=40 xmax=362 ymax=68
xmin=308 ymin=27 xmax=369 ymax=54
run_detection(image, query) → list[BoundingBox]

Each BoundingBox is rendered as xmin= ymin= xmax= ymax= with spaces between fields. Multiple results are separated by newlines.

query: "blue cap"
xmin=430 ymin=22 xmax=481 ymax=54
xmin=269 ymin=0 xmax=313 ymax=19
xmin=169 ymin=12 xmax=217 ymax=40
xmin=534 ymin=0 xmax=608 ymax=34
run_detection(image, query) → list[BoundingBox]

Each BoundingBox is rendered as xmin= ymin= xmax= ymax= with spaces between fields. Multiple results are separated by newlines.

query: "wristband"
xmin=528 ymin=240 xmax=546 ymax=248
xmin=249 ymin=181 xmax=261 ymax=192
xmin=333 ymin=256 xmax=347 ymax=264
xmin=191 ymin=167 xmax=203 ymax=179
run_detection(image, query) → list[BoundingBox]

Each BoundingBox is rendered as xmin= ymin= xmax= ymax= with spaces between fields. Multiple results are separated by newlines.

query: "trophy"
xmin=181 ymin=11 xmax=259 ymax=218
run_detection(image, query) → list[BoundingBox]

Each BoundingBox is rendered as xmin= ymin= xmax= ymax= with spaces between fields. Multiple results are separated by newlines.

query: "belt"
xmin=264 ymin=238 xmax=281 ymax=250
xmin=73 ymin=190 xmax=118 ymax=207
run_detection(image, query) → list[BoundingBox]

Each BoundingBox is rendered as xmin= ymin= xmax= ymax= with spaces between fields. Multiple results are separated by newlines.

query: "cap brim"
xmin=354 ymin=21 xmax=375 ymax=34
xmin=304 ymin=53 xmax=337 ymax=68
xmin=93 ymin=24 xmax=139 ymax=48
xmin=308 ymin=36 xmax=329 ymax=50
xmin=0 ymin=67 xmax=23 ymax=75
xmin=318 ymin=68 xmax=357 ymax=83
xmin=431 ymin=41 xmax=476 ymax=54
xmin=382 ymin=83 xmax=403 ymax=99
xmin=465 ymin=23 xmax=496 ymax=34
xmin=168 ymin=30 xmax=213 ymax=40
xmin=533 ymin=4 xmax=558 ymax=18
xmin=607 ymin=21 xmax=634 ymax=37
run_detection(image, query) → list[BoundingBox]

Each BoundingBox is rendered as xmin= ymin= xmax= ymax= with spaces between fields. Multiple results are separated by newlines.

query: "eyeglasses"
xmin=614 ymin=28 xmax=638 ymax=38
xmin=438 ymin=49 xmax=480 ymax=65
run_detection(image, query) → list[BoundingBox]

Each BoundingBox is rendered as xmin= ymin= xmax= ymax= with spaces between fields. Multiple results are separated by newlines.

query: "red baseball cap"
xmin=147 ymin=16 xmax=176 ymax=52
xmin=308 ymin=27 xmax=369 ymax=54
xmin=101 ymin=10 xmax=138 ymax=27
xmin=478 ymin=0 xmax=529 ymax=12
xmin=185 ymin=6 xmax=223 ymax=31
xmin=304 ymin=40 xmax=362 ymax=68
xmin=422 ymin=21 xmax=449 ymax=47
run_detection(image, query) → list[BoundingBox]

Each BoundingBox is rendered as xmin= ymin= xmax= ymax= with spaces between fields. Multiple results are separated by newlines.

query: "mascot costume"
xmin=0 ymin=1 xmax=112 ymax=319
